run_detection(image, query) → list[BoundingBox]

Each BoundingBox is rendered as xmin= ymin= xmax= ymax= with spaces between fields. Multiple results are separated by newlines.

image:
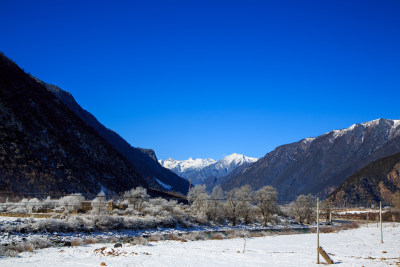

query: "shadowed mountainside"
xmin=328 ymin=152 xmax=400 ymax=206
xmin=33 ymin=78 xmax=189 ymax=195
xmin=0 ymin=52 xmax=148 ymax=197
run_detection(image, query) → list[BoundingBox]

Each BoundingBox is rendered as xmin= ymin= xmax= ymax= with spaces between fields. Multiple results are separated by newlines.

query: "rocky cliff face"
xmin=328 ymin=152 xmax=400 ymax=206
xmin=219 ymin=119 xmax=400 ymax=201
xmin=160 ymin=153 xmax=258 ymax=185
xmin=0 ymin=52 xmax=147 ymax=197
xmin=33 ymin=78 xmax=190 ymax=195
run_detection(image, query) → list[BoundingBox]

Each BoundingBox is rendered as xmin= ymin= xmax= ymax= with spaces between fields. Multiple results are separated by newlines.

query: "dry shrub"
xmin=340 ymin=222 xmax=359 ymax=230
xmin=166 ymin=233 xmax=181 ymax=241
xmin=148 ymin=235 xmax=163 ymax=242
xmin=226 ymin=230 xmax=250 ymax=239
xmin=30 ymin=238 xmax=52 ymax=249
xmin=320 ymin=227 xmax=337 ymax=233
xmin=249 ymin=231 xmax=265 ymax=238
xmin=5 ymin=249 xmax=19 ymax=257
xmin=260 ymin=231 xmax=274 ymax=236
xmin=84 ymin=238 xmax=97 ymax=244
xmin=165 ymin=233 xmax=188 ymax=242
xmin=130 ymin=236 xmax=149 ymax=246
xmin=187 ymin=232 xmax=206 ymax=241
xmin=10 ymin=242 xmax=34 ymax=253
xmin=71 ymin=238 xmax=83 ymax=246
xmin=209 ymin=232 xmax=226 ymax=240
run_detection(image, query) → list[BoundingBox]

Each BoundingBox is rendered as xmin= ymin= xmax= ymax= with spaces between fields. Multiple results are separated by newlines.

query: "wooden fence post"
xmin=380 ymin=201 xmax=383 ymax=243
xmin=317 ymin=197 xmax=320 ymax=264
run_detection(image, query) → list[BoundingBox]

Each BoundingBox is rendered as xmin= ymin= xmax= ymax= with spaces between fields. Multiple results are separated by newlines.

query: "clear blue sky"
xmin=1 ymin=0 xmax=399 ymax=160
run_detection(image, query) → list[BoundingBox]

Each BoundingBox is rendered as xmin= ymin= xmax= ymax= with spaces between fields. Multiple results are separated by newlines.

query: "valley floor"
xmin=1 ymin=223 xmax=399 ymax=267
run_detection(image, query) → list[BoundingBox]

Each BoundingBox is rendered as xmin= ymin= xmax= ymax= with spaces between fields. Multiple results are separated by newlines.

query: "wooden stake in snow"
xmin=317 ymin=246 xmax=334 ymax=264
xmin=380 ymin=201 xmax=383 ymax=243
xmin=317 ymin=197 xmax=320 ymax=264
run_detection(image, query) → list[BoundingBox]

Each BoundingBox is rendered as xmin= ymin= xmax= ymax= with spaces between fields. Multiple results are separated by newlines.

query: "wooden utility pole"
xmin=380 ymin=201 xmax=383 ymax=243
xmin=317 ymin=197 xmax=320 ymax=264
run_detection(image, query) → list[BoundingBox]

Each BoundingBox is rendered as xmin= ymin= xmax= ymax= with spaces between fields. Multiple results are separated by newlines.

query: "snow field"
xmin=1 ymin=223 xmax=399 ymax=267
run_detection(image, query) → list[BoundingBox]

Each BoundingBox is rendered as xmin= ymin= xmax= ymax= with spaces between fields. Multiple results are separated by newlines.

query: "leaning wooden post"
xmin=380 ymin=201 xmax=383 ymax=243
xmin=317 ymin=197 xmax=320 ymax=264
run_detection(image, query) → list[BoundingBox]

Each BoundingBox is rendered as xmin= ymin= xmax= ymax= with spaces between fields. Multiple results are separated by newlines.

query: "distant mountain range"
xmin=33 ymin=78 xmax=189 ymax=195
xmin=159 ymin=153 xmax=258 ymax=185
xmin=2 ymin=52 xmax=399 ymax=205
xmin=216 ymin=119 xmax=400 ymax=202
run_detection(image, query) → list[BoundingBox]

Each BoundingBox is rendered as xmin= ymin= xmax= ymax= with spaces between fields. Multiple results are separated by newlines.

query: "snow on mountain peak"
xmin=159 ymin=157 xmax=216 ymax=173
xmin=159 ymin=153 xmax=258 ymax=185
xmin=220 ymin=153 xmax=258 ymax=165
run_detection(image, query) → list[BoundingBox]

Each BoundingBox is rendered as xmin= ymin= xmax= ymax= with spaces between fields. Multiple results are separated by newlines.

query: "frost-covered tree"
xmin=288 ymin=194 xmax=315 ymax=224
xmin=254 ymin=186 xmax=279 ymax=226
xmin=205 ymin=186 xmax=225 ymax=222
xmin=321 ymin=200 xmax=332 ymax=223
xmin=58 ymin=194 xmax=85 ymax=214
xmin=225 ymin=187 xmax=242 ymax=226
xmin=188 ymin=185 xmax=208 ymax=213
xmin=123 ymin=187 xmax=149 ymax=211
xmin=26 ymin=198 xmax=42 ymax=213
xmin=237 ymin=185 xmax=255 ymax=224
xmin=91 ymin=191 xmax=108 ymax=214
xmin=42 ymin=196 xmax=56 ymax=210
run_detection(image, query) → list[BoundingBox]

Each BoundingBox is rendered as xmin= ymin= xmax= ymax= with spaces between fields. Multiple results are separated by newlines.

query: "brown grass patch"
xmin=209 ymin=232 xmax=226 ymax=240
xmin=71 ymin=239 xmax=83 ymax=246
xmin=84 ymin=238 xmax=97 ymax=244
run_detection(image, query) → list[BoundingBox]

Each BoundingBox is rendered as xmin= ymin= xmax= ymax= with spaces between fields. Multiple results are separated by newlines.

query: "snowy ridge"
xmin=221 ymin=118 xmax=400 ymax=201
xmin=160 ymin=153 xmax=258 ymax=185
xmin=159 ymin=157 xmax=216 ymax=173
xmin=305 ymin=118 xmax=400 ymax=142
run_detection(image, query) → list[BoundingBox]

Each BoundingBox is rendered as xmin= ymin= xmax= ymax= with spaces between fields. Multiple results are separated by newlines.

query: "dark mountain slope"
xmin=220 ymin=119 xmax=400 ymax=201
xmin=33 ymin=78 xmax=189 ymax=195
xmin=328 ymin=152 xmax=400 ymax=206
xmin=0 ymin=52 xmax=147 ymax=197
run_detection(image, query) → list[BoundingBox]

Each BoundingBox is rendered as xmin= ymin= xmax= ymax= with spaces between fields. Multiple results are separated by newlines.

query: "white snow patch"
xmin=1 ymin=223 xmax=399 ymax=266
xmin=159 ymin=157 xmax=217 ymax=172
xmin=155 ymin=178 xmax=172 ymax=190
xmin=219 ymin=153 xmax=258 ymax=165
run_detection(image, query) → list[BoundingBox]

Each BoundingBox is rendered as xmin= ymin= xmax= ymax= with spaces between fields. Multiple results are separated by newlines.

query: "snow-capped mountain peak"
xmin=219 ymin=153 xmax=258 ymax=165
xmin=159 ymin=157 xmax=216 ymax=173
xmin=160 ymin=153 xmax=258 ymax=185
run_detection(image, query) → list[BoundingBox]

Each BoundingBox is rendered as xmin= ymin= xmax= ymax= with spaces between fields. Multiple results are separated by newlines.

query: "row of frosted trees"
xmin=189 ymin=185 xmax=279 ymax=226
xmin=187 ymin=185 xmax=317 ymax=226
xmin=1 ymin=185 xmax=318 ymax=227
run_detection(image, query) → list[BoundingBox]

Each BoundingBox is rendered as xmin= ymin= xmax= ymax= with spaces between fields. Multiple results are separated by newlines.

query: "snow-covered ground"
xmin=1 ymin=223 xmax=399 ymax=266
